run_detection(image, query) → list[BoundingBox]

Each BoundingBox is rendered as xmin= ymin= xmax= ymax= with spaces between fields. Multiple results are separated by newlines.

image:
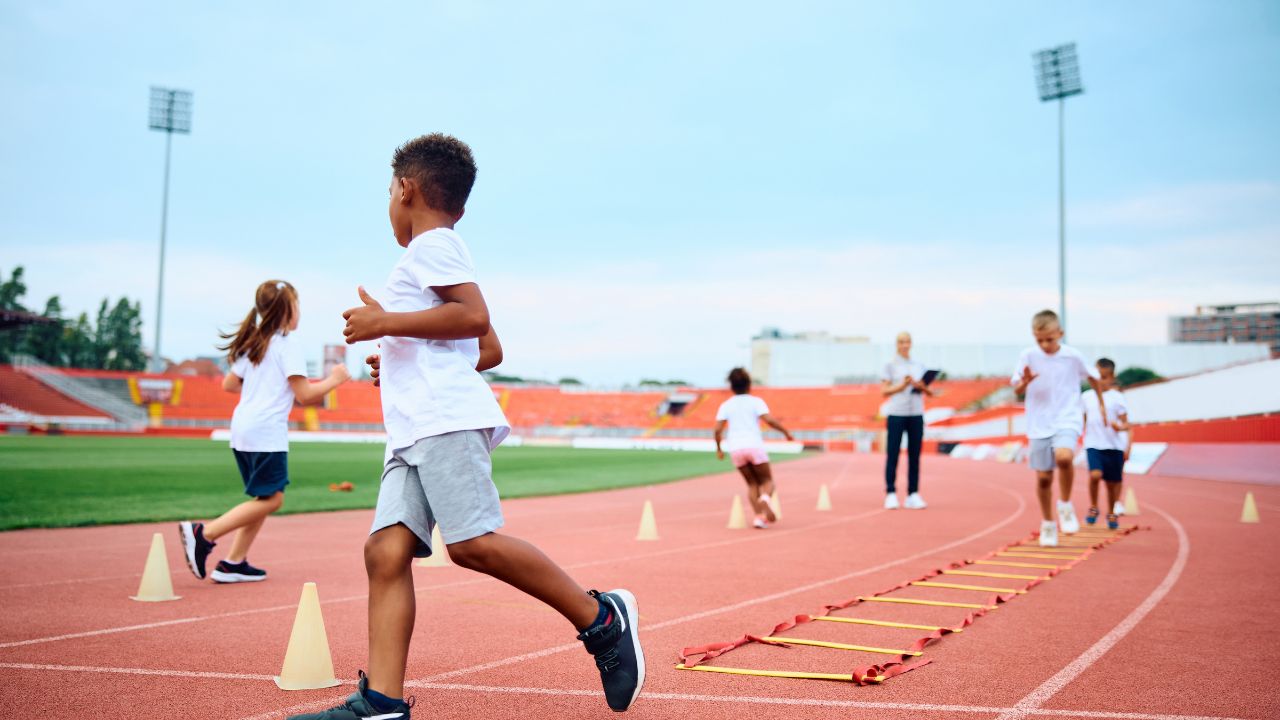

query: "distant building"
xmin=1169 ymin=302 xmax=1280 ymax=354
xmin=167 ymin=356 xmax=226 ymax=376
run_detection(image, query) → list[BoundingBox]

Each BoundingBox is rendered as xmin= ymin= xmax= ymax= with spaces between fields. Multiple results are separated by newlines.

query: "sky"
xmin=2 ymin=1 xmax=1277 ymax=385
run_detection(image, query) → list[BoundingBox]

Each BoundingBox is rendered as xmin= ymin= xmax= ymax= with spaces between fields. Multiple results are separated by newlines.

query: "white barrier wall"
xmin=1122 ymin=358 xmax=1280 ymax=423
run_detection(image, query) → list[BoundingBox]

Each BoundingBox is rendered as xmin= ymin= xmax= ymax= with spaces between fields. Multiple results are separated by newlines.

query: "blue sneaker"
xmin=177 ymin=521 xmax=215 ymax=580
xmin=287 ymin=671 xmax=411 ymax=719
xmin=1107 ymin=513 xmax=1119 ymax=531
xmin=578 ymin=589 xmax=645 ymax=712
xmin=212 ymin=559 xmax=267 ymax=583
xmin=1085 ymin=507 xmax=1099 ymax=526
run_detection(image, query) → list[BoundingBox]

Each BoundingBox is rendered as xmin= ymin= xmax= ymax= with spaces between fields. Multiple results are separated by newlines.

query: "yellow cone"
xmin=769 ymin=491 xmax=782 ymax=521
xmin=727 ymin=495 xmax=747 ymax=529
xmin=636 ymin=500 xmax=659 ymax=540
xmin=1241 ymin=492 xmax=1260 ymax=524
xmin=131 ymin=532 xmax=180 ymax=602
xmin=274 ymin=582 xmax=341 ymax=690
xmin=816 ymin=484 xmax=832 ymax=512
xmin=416 ymin=525 xmax=451 ymax=567
xmin=1124 ymin=487 xmax=1141 ymax=516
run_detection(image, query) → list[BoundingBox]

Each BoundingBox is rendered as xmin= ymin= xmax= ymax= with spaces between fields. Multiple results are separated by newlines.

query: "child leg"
xmin=1035 ymin=471 xmax=1054 ymax=521
xmin=1053 ymin=448 xmax=1075 ymax=502
xmin=224 ymin=516 xmax=265 ymax=563
xmin=364 ymin=524 xmax=419 ymax=699
xmin=737 ymin=462 xmax=765 ymax=514
xmin=447 ymin=533 xmax=600 ymax=629
xmin=753 ymin=462 xmax=777 ymax=500
xmin=1104 ymin=481 xmax=1121 ymax=515
xmin=202 ymin=492 xmax=284 ymax=542
xmin=1088 ymin=470 xmax=1102 ymax=509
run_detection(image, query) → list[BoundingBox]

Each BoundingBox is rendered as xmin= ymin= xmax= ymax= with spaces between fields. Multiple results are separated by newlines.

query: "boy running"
xmin=715 ymin=367 xmax=795 ymax=529
xmin=1082 ymin=358 xmax=1131 ymax=530
xmin=292 ymin=134 xmax=642 ymax=719
xmin=1011 ymin=310 xmax=1105 ymax=547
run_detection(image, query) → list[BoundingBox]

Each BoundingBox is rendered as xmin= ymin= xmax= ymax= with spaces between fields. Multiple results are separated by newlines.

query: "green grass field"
xmin=0 ymin=436 xmax=794 ymax=531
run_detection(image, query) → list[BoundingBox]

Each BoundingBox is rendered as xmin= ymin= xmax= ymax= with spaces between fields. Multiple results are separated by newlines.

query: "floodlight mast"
xmin=1033 ymin=44 xmax=1082 ymax=330
xmin=148 ymin=87 xmax=192 ymax=373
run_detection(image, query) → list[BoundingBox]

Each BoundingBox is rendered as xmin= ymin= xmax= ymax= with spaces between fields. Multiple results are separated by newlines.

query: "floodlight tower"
xmin=1032 ymin=43 xmax=1082 ymax=329
xmin=148 ymin=87 xmax=192 ymax=372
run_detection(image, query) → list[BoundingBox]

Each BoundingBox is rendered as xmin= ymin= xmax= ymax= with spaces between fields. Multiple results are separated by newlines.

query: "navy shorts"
xmin=1086 ymin=448 xmax=1125 ymax=483
xmin=232 ymin=450 xmax=290 ymax=498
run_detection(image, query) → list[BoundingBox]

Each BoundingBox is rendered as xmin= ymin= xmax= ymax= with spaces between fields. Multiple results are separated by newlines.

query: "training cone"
xmin=274 ymin=582 xmax=341 ymax=690
xmin=131 ymin=532 xmax=180 ymax=602
xmin=1124 ymin=487 xmax=1141 ymax=516
xmin=769 ymin=491 xmax=782 ymax=521
xmin=1241 ymin=492 xmax=1260 ymax=524
xmin=636 ymin=500 xmax=660 ymax=540
xmin=727 ymin=495 xmax=747 ymax=529
xmin=417 ymin=525 xmax=451 ymax=567
xmin=816 ymin=484 xmax=832 ymax=512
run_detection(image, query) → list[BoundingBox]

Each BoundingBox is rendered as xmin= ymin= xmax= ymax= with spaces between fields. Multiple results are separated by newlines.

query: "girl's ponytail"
xmin=218 ymin=280 xmax=298 ymax=365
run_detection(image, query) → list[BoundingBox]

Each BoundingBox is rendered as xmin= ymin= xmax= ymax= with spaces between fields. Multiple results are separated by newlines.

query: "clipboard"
xmin=911 ymin=369 xmax=940 ymax=394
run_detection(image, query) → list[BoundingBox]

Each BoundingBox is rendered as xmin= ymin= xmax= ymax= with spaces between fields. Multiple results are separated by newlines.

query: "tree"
xmin=558 ymin=377 xmax=583 ymax=385
xmin=63 ymin=313 xmax=96 ymax=368
xmin=22 ymin=296 xmax=65 ymax=365
xmin=1116 ymin=367 xmax=1161 ymax=388
xmin=97 ymin=299 xmax=146 ymax=370
xmin=0 ymin=267 xmax=27 ymax=311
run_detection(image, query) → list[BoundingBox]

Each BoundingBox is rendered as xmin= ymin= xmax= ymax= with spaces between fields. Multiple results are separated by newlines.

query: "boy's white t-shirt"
xmin=716 ymin=394 xmax=770 ymax=451
xmin=880 ymin=355 xmax=926 ymax=417
xmin=377 ymin=228 xmax=510 ymax=454
xmin=229 ymin=332 xmax=308 ymax=452
xmin=1083 ymin=388 xmax=1128 ymax=451
xmin=1011 ymin=343 xmax=1100 ymax=440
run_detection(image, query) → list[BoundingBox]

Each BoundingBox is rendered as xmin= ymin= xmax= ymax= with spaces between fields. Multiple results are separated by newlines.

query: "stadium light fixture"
xmin=148 ymin=87 xmax=192 ymax=372
xmin=1032 ymin=43 xmax=1082 ymax=330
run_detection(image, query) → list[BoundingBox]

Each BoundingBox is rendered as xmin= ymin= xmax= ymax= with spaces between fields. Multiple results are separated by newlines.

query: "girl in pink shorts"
xmin=714 ymin=368 xmax=795 ymax=528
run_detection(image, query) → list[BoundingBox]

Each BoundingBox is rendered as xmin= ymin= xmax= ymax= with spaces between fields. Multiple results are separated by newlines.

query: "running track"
xmin=1 ymin=452 xmax=1277 ymax=719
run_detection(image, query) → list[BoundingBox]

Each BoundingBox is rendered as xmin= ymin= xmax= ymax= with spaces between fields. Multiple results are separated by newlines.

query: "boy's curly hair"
xmin=392 ymin=133 xmax=477 ymax=216
xmin=728 ymin=367 xmax=752 ymax=394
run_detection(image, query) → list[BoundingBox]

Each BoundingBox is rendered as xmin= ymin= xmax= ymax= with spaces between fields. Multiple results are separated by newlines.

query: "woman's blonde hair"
xmin=219 ymin=280 xmax=298 ymax=365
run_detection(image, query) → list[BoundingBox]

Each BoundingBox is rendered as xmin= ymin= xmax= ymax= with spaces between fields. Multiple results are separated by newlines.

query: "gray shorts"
xmin=1029 ymin=431 xmax=1079 ymax=472
xmin=370 ymin=429 xmax=504 ymax=558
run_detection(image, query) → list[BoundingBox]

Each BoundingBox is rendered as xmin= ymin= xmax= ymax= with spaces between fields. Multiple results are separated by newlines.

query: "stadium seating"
xmin=0 ymin=365 xmax=109 ymax=419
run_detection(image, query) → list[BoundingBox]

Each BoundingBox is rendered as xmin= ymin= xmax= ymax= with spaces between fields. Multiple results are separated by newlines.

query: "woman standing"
xmin=880 ymin=331 xmax=933 ymax=509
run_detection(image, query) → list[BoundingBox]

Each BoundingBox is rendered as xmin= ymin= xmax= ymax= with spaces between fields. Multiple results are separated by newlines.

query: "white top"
xmin=1083 ymin=388 xmax=1128 ymax=451
xmin=716 ymin=394 xmax=770 ymax=451
xmin=1011 ymin=343 xmax=1100 ymax=439
xmin=377 ymin=228 xmax=510 ymax=453
xmin=229 ymin=333 xmax=308 ymax=452
xmin=880 ymin=355 xmax=926 ymax=417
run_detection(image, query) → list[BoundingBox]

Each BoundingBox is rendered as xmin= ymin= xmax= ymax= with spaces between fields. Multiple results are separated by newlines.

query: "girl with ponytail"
xmin=177 ymin=280 xmax=350 ymax=584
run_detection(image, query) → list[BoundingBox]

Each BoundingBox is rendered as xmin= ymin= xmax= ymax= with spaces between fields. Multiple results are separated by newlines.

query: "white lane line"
xmin=0 ymin=552 xmax=359 ymax=591
xmin=0 ymin=661 xmax=275 ymax=682
xmin=0 ymin=503 xmax=884 ymax=649
xmin=995 ymin=501 xmax=1190 ymax=720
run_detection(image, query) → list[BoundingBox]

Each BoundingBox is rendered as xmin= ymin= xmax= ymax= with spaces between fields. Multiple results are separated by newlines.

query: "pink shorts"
xmin=730 ymin=447 xmax=769 ymax=468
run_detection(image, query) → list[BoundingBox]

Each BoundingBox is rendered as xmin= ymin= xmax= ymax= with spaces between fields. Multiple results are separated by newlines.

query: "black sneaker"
xmin=177 ymin=521 xmax=215 ymax=580
xmin=211 ymin=559 xmax=267 ymax=583
xmin=578 ymin=589 xmax=645 ymax=712
xmin=287 ymin=671 xmax=411 ymax=719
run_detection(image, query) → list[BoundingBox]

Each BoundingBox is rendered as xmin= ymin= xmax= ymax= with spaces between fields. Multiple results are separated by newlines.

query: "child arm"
xmin=476 ymin=326 xmax=503 ymax=372
xmin=221 ymin=371 xmax=243 ymax=393
xmin=761 ymin=413 xmax=795 ymax=442
xmin=287 ymin=365 xmax=351 ymax=406
xmin=714 ymin=420 xmax=727 ymax=460
xmin=343 ymin=283 xmax=490 ymax=344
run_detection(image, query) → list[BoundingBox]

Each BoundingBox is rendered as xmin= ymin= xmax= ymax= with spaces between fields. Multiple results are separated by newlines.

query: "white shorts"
xmin=1029 ymin=431 xmax=1079 ymax=472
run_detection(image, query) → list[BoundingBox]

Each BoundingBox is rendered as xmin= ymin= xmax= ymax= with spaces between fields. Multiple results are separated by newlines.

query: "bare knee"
xmin=364 ymin=529 xmax=414 ymax=582
xmin=1054 ymin=449 xmax=1074 ymax=469
xmin=446 ymin=534 xmax=497 ymax=573
xmin=1036 ymin=472 xmax=1053 ymax=489
xmin=259 ymin=491 xmax=284 ymax=512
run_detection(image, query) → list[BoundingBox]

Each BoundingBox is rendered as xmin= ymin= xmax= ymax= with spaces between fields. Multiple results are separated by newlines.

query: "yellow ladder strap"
xmin=859 ymin=596 xmax=996 ymax=610
xmin=812 ymin=616 xmax=963 ymax=633
xmin=912 ymin=581 xmax=1027 ymax=595
xmin=975 ymin=560 xmax=1066 ymax=570
xmin=996 ymin=552 xmax=1082 ymax=561
xmin=675 ymin=663 xmax=877 ymax=682
xmin=758 ymin=635 xmax=922 ymax=657
xmin=944 ymin=569 xmax=1045 ymax=581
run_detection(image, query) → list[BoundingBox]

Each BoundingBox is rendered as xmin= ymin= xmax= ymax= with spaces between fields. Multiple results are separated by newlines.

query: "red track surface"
xmin=1 ymin=453 xmax=1277 ymax=719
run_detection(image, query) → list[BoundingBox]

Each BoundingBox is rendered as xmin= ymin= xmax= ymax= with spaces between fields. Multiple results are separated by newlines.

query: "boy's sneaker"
xmin=579 ymin=589 xmax=645 ymax=712
xmin=884 ymin=493 xmax=900 ymax=510
xmin=1106 ymin=513 xmax=1120 ymax=531
xmin=211 ymin=559 xmax=267 ymax=583
xmin=752 ymin=515 xmax=769 ymax=529
xmin=904 ymin=492 xmax=927 ymax=510
xmin=286 ymin=671 xmax=411 ymax=719
xmin=1039 ymin=520 xmax=1059 ymax=547
xmin=177 ymin=521 xmax=215 ymax=580
xmin=1113 ymin=500 xmax=1126 ymax=516
xmin=758 ymin=494 xmax=777 ymax=522
xmin=1057 ymin=501 xmax=1080 ymax=534
xmin=1085 ymin=506 xmax=1100 ymax=526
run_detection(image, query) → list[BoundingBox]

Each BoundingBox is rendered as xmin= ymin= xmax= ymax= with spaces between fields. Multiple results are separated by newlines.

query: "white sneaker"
xmin=752 ymin=516 xmax=769 ymax=529
xmin=1039 ymin=520 xmax=1059 ymax=547
xmin=884 ymin=493 xmax=900 ymax=510
xmin=1058 ymin=501 xmax=1080 ymax=534
xmin=904 ymin=493 xmax=927 ymax=510
xmin=1113 ymin=500 xmax=1126 ymax=516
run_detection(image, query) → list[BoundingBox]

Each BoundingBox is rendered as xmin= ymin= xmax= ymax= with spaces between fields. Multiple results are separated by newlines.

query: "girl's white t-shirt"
xmin=229 ymin=332 xmax=308 ymax=452
xmin=716 ymin=394 xmax=770 ymax=451
xmin=377 ymin=228 xmax=510 ymax=454
xmin=1082 ymin=388 xmax=1128 ymax=451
